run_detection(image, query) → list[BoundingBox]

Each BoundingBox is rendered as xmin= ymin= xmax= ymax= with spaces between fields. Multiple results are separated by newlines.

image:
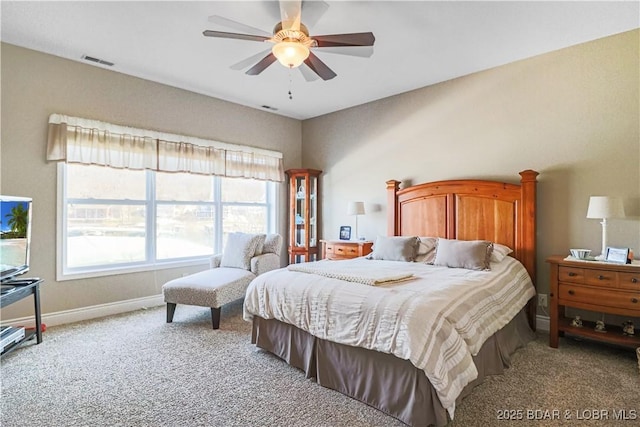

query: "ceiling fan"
xmin=202 ymin=0 xmax=375 ymax=81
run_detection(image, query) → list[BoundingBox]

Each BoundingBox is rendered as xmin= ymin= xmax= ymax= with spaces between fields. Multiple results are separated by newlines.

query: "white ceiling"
xmin=2 ymin=1 xmax=638 ymax=120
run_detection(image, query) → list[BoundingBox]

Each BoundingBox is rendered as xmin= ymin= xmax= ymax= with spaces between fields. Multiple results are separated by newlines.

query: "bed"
xmin=244 ymin=170 xmax=539 ymax=426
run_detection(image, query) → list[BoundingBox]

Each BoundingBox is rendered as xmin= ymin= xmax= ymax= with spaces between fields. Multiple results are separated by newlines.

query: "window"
xmin=58 ymin=163 xmax=276 ymax=280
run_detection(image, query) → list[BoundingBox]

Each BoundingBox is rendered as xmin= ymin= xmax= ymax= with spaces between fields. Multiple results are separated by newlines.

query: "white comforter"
xmin=243 ymin=256 xmax=535 ymax=418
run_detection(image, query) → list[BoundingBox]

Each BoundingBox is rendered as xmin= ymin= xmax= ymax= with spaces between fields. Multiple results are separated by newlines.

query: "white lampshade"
xmin=272 ymin=41 xmax=310 ymax=68
xmin=347 ymin=201 xmax=365 ymax=216
xmin=586 ymin=196 xmax=625 ymax=219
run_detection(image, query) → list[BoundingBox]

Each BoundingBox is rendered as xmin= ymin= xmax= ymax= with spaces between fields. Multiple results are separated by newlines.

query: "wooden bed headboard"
xmin=387 ymin=170 xmax=539 ymax=328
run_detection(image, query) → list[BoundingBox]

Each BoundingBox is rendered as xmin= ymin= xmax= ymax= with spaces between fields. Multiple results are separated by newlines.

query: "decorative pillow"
xmin=433 ymin=238 xmax=493 ymax=271
xmin=262 ymin=234 xmax=283 ymax=256
xmin=414 ymin=237 xmax=438 ymax=264
xmin=491 ymin=243 xmax=513 ymax=263
xmin=367 ymin=236 xmax=419 ymax=262
xmin=220 ymin=233 xmax=265 ymax=270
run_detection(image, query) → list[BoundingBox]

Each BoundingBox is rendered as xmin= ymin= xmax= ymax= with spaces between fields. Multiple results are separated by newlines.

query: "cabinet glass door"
xmin=294 ymin=175 xmax=306 ymax=247
xmin=309 ymin=175 xmax=317 ymax=250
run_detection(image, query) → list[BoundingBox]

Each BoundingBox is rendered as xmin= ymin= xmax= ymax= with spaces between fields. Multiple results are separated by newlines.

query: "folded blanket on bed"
xmin=287 ymin=260 xmax=414 ymax=286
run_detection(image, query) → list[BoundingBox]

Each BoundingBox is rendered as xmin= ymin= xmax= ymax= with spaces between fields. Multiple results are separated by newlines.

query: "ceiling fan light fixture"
xmin=272 ymin=41 xmax=310 ymax=68
xmin=203 ymin=13 xmax=375 ymax=80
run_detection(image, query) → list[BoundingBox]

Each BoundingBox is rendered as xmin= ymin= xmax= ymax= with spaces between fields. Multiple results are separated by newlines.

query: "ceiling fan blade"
xmin=279 ymin=0 xmax=302 ymax=31
xmin=203 ymin=30 xmax=270 ymax=43
xmin=230 ymin=49 xmax=273 ymax=71
xmin=246 ymin=53 xmax=278 ymax=76
xmin=313 ymin=32 xmax=376 ymax=48
xmin=301 ymin=0 xmax=329 ymax=28
xmin=313 ymin=46 xmax=374 ymax=58
xmin=299 ymin=64 xmax=320 ymax=82
xmin=304 ymin=52 xmax=336 ymax=81
xmin=207 ymin=15 xmax=272 ymax=37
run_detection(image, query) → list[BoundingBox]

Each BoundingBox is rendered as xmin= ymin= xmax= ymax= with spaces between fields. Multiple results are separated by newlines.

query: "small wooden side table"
xmin=547 ymin=255 xmax=640 ymax=349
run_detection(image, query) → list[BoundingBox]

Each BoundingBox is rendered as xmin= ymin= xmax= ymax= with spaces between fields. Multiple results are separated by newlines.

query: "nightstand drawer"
xmin=559 ymin=284 xmax=640 ymax=310
xmin=325 ymin=244 xmax=359 ymax=260
xmin=334 ymin=245 xmax=358 ymax=256
xmin=324 ymin=244 xmax=337 ymax=255
xmin=583 ymin=269 xmax=617 ymax=287
xmin=618 ymin=272 xmax=640 ymax=290
xmin=325 ymin=243 xmax=358 ymax=256
xmin=321 ymin=240 xmax=373 ymax=260
xmin=559 ymin=266 xmax=584 ymax=283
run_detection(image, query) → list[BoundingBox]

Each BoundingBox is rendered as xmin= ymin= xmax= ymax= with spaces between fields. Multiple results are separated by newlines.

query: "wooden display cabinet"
xmin=286 ymin=169 xmax=322 ymax=264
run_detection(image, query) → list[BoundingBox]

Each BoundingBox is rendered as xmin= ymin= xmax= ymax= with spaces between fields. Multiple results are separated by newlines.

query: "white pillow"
xmin=491 ymin=243 xmax=513 ymax=263
xmin=367 ymin=236 xmax=419 ymax=262
xmin=414 ymin=237 xmax=437 ymax=264
xmin=221 ymin=233 xmax=265 ymax=270
xmin=432 ymin=238 xmax=493 ymax=271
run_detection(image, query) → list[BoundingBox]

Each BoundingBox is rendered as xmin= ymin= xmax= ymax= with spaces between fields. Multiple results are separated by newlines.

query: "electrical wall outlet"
xmin=538 ymin=294 xmax=548 ymax=308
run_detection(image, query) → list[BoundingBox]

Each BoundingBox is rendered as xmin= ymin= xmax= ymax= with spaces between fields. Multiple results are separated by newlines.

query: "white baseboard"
xmin=536 ymin=314 xmax=550 ymax=332
xmin=4 ymin=294 xmax=165 ymax=328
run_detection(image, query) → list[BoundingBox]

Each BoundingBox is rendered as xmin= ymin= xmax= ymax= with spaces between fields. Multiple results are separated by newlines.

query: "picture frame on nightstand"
xmin=339 ymin=226 xmax=351 ymax=240
xmin=605 ymin=247 xmax=629 ymax=264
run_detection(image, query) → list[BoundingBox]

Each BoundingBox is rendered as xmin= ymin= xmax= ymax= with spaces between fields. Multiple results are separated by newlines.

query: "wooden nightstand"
xmin=547 ymin=255 xmax=640 ymax=349
xmin=320 ymin=240 xmax=373 ymax=260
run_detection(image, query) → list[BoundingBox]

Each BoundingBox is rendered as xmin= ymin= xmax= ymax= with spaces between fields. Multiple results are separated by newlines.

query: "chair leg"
xmin=167 ymin=303 xmax=177 ymax=323
xmin=211 ymin=307 xmax=221 ymax=330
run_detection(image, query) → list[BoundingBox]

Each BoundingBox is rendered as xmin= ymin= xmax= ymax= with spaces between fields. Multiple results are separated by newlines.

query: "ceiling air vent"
xmin=261 ymin=105 xmax=278 ymax=111
xmin=81 ymin=55 xmax=114 ymax=67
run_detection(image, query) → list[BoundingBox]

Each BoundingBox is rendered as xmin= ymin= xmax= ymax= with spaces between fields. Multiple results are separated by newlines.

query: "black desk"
xmin=1 ymin=278 xmax=43 ymax=356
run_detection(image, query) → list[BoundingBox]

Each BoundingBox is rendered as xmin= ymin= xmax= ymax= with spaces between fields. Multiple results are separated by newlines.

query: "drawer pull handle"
xmin=568 ymin=272 xmax=577 ymax=277
xmin=598 ymin=275 xmax=605 ymax=280
xmin=632 ymin=278 xmax=638 ymax=283
xmin=568 ymin=290 xmax=575 ymax=295
xmin=632 ymin=298 xmax=638 ymax=304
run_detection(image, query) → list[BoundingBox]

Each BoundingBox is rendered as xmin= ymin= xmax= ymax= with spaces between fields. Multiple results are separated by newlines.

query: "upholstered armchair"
xmin=162 ymin=233 xmax=283 ymax=329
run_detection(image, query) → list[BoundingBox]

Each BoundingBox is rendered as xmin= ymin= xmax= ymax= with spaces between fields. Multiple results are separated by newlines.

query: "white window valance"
xmin=46 ymin=114 xmax=284 ymax=182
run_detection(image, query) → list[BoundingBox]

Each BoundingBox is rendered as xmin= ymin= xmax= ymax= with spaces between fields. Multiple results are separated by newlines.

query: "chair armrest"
xmin=210 ymin=254 xmax=223 ymax=269
xmin=250 ymin=253 xmax=281 ymax=276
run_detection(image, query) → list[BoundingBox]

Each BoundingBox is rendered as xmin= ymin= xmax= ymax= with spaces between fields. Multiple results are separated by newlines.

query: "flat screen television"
xmin=0 ymin=196 xmax=33 ymax=282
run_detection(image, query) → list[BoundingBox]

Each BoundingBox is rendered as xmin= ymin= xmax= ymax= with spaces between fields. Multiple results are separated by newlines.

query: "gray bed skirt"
xmin=251 ymin=309 xmax=535 ymax=427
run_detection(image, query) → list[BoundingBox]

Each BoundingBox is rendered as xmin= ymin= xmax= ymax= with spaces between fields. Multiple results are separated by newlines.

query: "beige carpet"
xmin=1 ymin=301 xmax=638 ymax=427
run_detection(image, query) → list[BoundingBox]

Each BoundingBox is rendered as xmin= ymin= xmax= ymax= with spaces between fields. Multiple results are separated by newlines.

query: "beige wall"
xmin=302 ymin=29 xmax=640 ymax=312
xmin=1 ymin=43 xmax=301 ymax=319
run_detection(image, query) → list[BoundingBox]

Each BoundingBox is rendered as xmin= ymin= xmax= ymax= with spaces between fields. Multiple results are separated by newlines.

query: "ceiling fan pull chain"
xmin=288 ymin=68 xmax=293 ymax=100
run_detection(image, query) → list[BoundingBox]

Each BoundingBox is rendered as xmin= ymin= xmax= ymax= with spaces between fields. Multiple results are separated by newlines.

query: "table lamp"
xmin=586 ymin=196 xmax=625 ymax=260
xmin=347 ymin=201 xmax=365 ymax=240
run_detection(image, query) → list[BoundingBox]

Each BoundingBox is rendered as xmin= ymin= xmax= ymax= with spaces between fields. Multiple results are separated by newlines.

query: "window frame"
xmin=56 ymin=163 xmax=277 ymax=281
